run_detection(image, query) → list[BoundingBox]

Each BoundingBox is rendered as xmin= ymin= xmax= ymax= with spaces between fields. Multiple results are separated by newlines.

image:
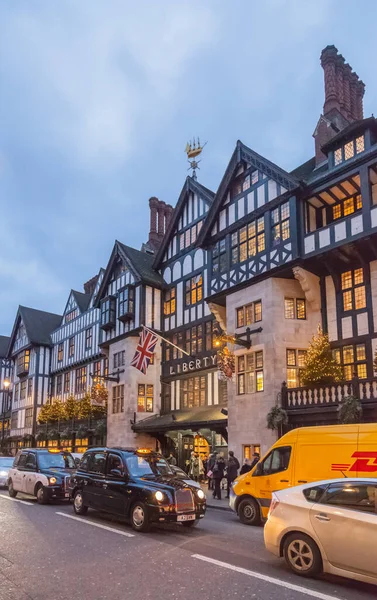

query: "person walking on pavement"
xmin=189 ymin=452 xmax=203 ymax=482
xmin=167 ymin=452 xmax=177 ymax=466
xmin=240 ymin=457 xmax=252 ymax=475
xmin=207 ymin=452 xmax=217 ymax=490
xmin=226 ymin=450 xmax=240 ymax=498
xmin=212 ymin=453 xmax=226 ymax=500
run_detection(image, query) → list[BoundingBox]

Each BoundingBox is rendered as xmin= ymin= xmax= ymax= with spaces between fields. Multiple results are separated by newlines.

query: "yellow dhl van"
xmin=230 ymin=423 xmax=377 ymax=525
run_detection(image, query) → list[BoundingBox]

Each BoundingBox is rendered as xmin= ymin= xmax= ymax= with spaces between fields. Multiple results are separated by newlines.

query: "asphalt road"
xmin=0 ymin=491 xmax=376 ymax=600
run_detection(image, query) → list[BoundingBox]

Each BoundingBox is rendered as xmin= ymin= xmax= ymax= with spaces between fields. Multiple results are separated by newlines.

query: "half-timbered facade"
xmin=0 ymin=336 xmax=12 ymax=449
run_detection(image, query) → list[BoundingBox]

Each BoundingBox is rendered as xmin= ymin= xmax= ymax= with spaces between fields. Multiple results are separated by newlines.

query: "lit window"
xmin=271 ymin=201 xmax=290 ymax=246
xmin=286 ymin=349 xmax=307 ymax=388
xmin=341 ymin=268 xmax=366 ymax=311
xmin=164 ymin=288 xmax=176 ymax=315
xmin=69 ymin=337 xmax=75 ymax=357
xmin=185 ymin=229 xmax=191 ymax=248
xmin=332 ymin=204 xmax=342 ymax=220
xmin=343 ymin=198 xmax=354 ymax=216
xmin=334 ymin=343 xmax=367 ymax=380
xmin=236 ymin=301 xmax=262 ymax=328
xmin=231 ymin=218 xmax=265 ymax=265
xmin=356 ymin=136 xmax=365 ymax=154
xmin=344 ymin=141 xmax=354 ymax=161
xmin=334 ymin=148 xmax=342 ymax=166
xmin=137 ymin=384 xmax=153 ymax=412
xmin=75 ymin=367 xmax=87 ymax=393
xmin=285 ymin=298 xmax=306 ymax=320
xmin=58 ymin=343 xmax=63 ymax=362
xmin=237 ymin=351 xmax=263 ymax=394
xmin=185 ymin=275 xmax=203 ymax=306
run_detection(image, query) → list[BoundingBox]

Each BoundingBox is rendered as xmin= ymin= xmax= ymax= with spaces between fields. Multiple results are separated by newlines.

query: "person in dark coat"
xmin=212 ymin=454 xmax=226 ymax=500
xmin=250 ymin=452 xmax=260 ymax=470
xmin=207 ymin=452 xmax=217 ymax=490
xmin=226 ymin=450 xmax=240 ymax=498
xmin=240 ymin=458 xmax=252 ymax=475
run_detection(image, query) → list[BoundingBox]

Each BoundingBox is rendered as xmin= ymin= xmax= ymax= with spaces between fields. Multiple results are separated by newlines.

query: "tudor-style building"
xmin=0 ymin=336 xmax=12 ymax=449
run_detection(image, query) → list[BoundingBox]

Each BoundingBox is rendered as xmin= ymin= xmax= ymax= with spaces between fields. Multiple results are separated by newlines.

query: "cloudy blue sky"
xmin=1 ymin=0 xmax=377 ymax=333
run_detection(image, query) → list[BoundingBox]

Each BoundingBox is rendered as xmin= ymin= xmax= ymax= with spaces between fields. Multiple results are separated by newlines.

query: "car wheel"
xmin=283 ymin=533 xmax=322 ymax=578
xmin=181 ymin=519 xmax=198 ymax=528
xmin=8 ymin=480 xmax=17 ymax=498
xmin=131 ymin=502 xmax=150 ymax=533
xmin=36 ymin=484 xmax=49 ymax=505
xmin=73 ymin=490 xmax=88 ymax=515
xmin=238 ymin=498 xmax=261 ymax=526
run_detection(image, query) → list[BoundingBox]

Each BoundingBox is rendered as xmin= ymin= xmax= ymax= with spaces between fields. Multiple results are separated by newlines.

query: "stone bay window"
xmin=100 ymin=296 xmax=116 ymax=330
xmin=118 ymin=285 xmax=135 ymax=322
xmin=237 ymin=351 xmax=264 ymax=394
xmin=236 ymin=301 xmax=262 ymax=328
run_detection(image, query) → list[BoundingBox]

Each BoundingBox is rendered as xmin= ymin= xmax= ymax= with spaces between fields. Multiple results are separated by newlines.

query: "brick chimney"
xmin=147 ymin=197 xmax=173 ymax=252
xmin=314 ymin=45 xmax=365 ymax=165
xmin=83 ymin=274 xmax=99 ymax=295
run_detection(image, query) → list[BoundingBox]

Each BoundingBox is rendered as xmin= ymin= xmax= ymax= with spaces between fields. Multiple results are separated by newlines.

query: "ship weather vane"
xmin=185 ymin=137 xmax=207 ymax=179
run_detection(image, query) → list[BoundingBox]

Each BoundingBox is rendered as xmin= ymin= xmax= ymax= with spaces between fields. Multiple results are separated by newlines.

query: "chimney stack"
xmin=147 ymin=197 xmax=173 ymax=252
xmin=314 ymin=45 xmax=365 ymax=164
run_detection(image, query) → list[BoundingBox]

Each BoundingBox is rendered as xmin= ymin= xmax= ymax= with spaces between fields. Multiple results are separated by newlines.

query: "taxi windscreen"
xmin=126 ymin=455 xmax=173 ymax=477
xmin=38 ymin=452 xmax=75 ymax=470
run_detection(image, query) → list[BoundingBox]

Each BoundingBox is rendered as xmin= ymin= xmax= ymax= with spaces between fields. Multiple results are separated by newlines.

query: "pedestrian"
xmin=212 ymin=453 xmax=226 ymax=500
xmin=240 ymin=457 xmax=252 ymax=475
xmin=207 ymin=452 xmax=217 ymax=490
xmin=250 ymin=452 xmax=260 ymax=470
xmin=189 ymin=452 xmax=202 ymax=482
xmin=166 ymin=452 xmax=177 ymax=466
xmin=226 ymin=450 xmax=240 ymax=498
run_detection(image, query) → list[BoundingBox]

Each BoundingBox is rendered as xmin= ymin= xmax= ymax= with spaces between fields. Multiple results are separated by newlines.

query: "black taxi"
xmin=69 ymin=447 xmax=206 ymax=532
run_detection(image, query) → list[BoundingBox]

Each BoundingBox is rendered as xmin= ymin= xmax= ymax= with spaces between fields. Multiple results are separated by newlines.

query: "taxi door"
xmin=23 ymin=452 xmax=38 ymax=495
xmin=254 ymin=445 xmax=294 ymax=517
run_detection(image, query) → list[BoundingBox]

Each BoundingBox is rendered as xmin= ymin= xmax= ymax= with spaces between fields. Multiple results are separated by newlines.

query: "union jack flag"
xmin=130 ymin=328 xmax=158 ymax=374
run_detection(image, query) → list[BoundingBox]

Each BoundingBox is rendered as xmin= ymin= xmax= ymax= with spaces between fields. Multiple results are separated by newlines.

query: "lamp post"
xmin=1 ymin=378 xmax=11 ymax=449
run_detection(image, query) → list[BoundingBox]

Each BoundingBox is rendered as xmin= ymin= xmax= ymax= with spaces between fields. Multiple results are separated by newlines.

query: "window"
xmin=164 ymin=288 xmax=176 ymax=315
xmin=332 ymin=193 xmax=362 ymax=221
xmin=118 ymin=286 xmax=135 ymax=321
xmin=107 ymin=454 xmax=124 ymax=476
xmin=11 ymin=412 xmax=18 ymax=430
xmin=27 ymin=379 xmax=32 ymax=399
xmin=243 ymin=444 xmax=261 ymax=460
xmin=322 ymin=483 xmax=377 ymax=515
xmin=236 ymin=301 xmax=262 ymax=328
xmin=89 ymin=452 xmax=106 ymax=474
xmin=100 ymin=296 xmax=116 ymax=330
xmin=104 ymin=357 xmax=109 ymax=377
xmin=93 ymin=360 xmax=101 ymax=379
xmin=69 ymin=337 xmax=75 ymax=358
xmin=334 ymin=135 xmax=365 ymax=166
xmin=341 ymin=268 xmax=366 ymax=311
xmin=14 ymin=383 xmax=20 ymax=402
xmin=64 ymin=372 xmax=70 ymax=393
xmin=237 ymin=351 xmax=264 ymax=394
xmin=231 ymin=217 xmax=265 ymax=265
xmin=232 ymin=172 xmax=251 ymax=197
xmin=58 ymin=343 xmax=63 ymax=362
xmin=205 ymin=321 xmax=215 ymax=351
xmin=255 ymin=446 xmax=291 ymax=476
xmin=113 ymin=351 xmax=125 ymax=369
xmin=25 ymin=408 xmax=33 ymax=429
xmin=112 ymin=385 xmax=124 ymax=413
xmin=137 ymin=384 xmax=153 ymax=412
xmin=333 ymin=343 xmax=367 ymax=380
xmin=285 ymin=298 xmax=306 ymax=320
xmin=212 ymin=238 xmax=227 ymax=275
xmin=286 ymin=349 xmax=307 ymax=388
xmin=56 ymin=375 xmax=62 ymax=395
xmin=271 ymin=201 xmax=290 ymax=246
xmin=16 ymin=350 xmax=30 ymax=376
xmin=185 ymin=325 xmax=203 ymax=355
xmin=75 ymin=367 xmax=87 ymax=393
xmin=185 ymin=274 xmax=203 ymax=306
xmin=85 ymin=328 xmax=92 ymax=348
xmin=303 ymin=484 xmax=328 ymax=503
xmin=25 ymin=452 xmax=36 ymax=469
xmin=65 ymin=309 xmax=78 ymax=323
xmin=181 ymin=376 xmax=206 ymax=408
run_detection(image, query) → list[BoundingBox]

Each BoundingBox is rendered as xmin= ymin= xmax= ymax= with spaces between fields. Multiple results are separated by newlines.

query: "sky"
xmin=1 ymin=0 xmax=377 ymax=334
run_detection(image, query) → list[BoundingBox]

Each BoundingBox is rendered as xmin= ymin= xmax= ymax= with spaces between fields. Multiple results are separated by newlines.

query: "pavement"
xmin=204 ymin=482 xmax=232 ymax=510
xmin=0 ymin=490 xmax=376 ymax=600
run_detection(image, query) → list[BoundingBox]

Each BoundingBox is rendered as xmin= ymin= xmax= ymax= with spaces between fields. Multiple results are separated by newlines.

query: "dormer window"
xmin=101 ymin=296 xmax=116 ymax=330
xmin=118 ymin=286 xmax=135 ymax=323
xmin=334 ymin=135 xmax=365 ymax=166
xmin=16 ymin=350 xmax=30 ymax=377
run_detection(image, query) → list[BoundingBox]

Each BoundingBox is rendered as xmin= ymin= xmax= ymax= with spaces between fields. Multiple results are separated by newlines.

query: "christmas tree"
xmin=301 ymin=326 xmax=343 ymax=386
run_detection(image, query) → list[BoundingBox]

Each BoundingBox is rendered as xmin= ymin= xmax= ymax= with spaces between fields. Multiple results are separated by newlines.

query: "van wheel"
xmin=131 ymin=502 xmax=150 ymax=532
xmin=283 ymin=533 xmax=322 ymax=577
xmin=8 ymin=480 xmax=17 ymax=498
xmin=73 ymin=490 xmax=88 ymax=515
xmin=36 ymin=484 xmax=49 ymax=505
xmin=238 ymin=498 xmax=261 ymax=526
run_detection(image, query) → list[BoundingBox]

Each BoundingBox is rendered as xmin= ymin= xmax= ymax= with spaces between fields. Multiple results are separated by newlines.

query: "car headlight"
xmin=49 ymin=477 xmax=57 ymax=485
xmin=155 ymin=490 xmax=164 ymax=502
xmin=197 ymin=489 xmax=205 ymax=500
xmin=0 ymin=471 xmax=7 ymax=477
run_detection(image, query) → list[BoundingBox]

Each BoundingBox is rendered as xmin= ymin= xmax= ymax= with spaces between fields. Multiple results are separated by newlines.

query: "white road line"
xmin=56 ymin=512 xmax=135 ymax=537
xmin=0 ymin=494 xmax=34 ymax=506
xmin=192 ymin=554 xmax=344 ymax=600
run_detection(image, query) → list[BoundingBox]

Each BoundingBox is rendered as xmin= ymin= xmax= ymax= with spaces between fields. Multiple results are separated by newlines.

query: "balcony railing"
xmin=282 ymin=378 xmax=377 ymax=411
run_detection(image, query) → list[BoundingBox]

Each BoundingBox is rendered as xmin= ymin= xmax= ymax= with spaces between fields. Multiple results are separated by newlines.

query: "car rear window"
xmin=303 ymin=484 xmax=328 ymax=503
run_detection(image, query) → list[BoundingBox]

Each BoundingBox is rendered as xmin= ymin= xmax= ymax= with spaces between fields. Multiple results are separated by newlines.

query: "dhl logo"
xmin=331 ymin=451 xmax=377 ymax=473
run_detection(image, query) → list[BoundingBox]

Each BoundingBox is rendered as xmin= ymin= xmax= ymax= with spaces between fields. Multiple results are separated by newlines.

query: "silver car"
xmin=0 ymin=456 xmax=14 ymax=488
xmin=264 ymin=478 xmax=377 ymax=586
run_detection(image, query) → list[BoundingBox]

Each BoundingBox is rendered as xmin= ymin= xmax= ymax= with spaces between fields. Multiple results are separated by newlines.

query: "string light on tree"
xmin=300 ymin=325 xmax=343 ymax=386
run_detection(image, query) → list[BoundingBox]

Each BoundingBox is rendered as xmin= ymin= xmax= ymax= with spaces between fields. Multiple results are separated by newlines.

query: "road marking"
xmin=192 ymin=554 xmax=344 ymax=600
xmin=0 ymin=494 xmax=33 ymax=506
xmin=56 ymin=512 xmax=135 ymax=537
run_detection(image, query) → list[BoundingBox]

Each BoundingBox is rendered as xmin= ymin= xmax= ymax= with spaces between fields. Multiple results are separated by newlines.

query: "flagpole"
xmin=142 ymin=324 xmax=191 ymax=357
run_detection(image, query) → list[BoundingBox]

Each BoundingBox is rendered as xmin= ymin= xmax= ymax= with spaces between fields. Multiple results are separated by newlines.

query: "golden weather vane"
xmin=185 ymin=137 xmax=207 ymax=179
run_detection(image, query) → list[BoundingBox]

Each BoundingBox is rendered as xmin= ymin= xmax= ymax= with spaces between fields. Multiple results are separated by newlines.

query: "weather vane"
xmin=185 ymin=137 xmax=207 ymax=179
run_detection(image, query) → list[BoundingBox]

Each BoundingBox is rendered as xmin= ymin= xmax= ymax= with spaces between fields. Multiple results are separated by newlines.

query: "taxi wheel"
xmin=8 ymin=480 xmax=17 ymax=498
xmin=73 ymin=490 xmax=88 ymax=515
xmin=131 ymin=502 xmax=150 ymax=533
xmin=238 ymin=498 xmax=261 ymax=526
xmin=181 ymin=519 xmax=198 ymax=528
xmin=283 ymin=533 xmax=322 ymax=578
xmin=36 ymin=484 xmax=49 ymax=505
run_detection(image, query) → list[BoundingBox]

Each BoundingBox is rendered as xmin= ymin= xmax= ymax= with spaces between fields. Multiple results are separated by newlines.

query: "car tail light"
xmin=268 ymin=493 xmax=280 ymax=517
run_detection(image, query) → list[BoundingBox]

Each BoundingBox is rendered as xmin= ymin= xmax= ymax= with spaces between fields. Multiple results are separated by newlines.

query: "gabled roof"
xmin=0 ymin=335 xmax=10 ymax=357
xmin=290 ymin=157 xmax=316 ymax=182
xmin=72 ymin=290 xmax=91 ymax=313
xmin=153 ymin=176 xmax=215 ymax=268
xmin=197 ymin=140 xmax=299 ymax=245
xmin=8 ymin=306 xmax=62 ymax=355
xmin=94 ymin=241 xmax=165 ymax=307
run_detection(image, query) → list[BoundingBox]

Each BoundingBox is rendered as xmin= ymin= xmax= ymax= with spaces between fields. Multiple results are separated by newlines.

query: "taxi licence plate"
xmin=177 ymin=514 xmax=195 ymax=522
